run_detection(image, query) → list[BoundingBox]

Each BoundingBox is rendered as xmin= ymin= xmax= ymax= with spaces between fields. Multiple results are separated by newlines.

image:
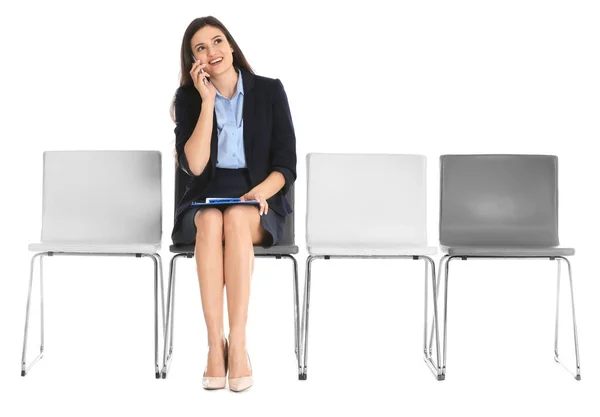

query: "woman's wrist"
xmin=201 ymin=100 xmax=215 ymax=110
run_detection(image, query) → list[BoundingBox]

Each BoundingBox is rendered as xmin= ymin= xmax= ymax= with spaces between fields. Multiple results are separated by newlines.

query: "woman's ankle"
xmin=207 ymin=332 xmax=226 ymax=349
xmin=227 ymin=332 xmax=246 ymax=349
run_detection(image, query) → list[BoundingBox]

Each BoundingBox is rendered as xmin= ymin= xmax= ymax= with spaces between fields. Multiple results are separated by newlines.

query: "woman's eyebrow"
xmin=194 ymin=35 xmax=221 ymax=48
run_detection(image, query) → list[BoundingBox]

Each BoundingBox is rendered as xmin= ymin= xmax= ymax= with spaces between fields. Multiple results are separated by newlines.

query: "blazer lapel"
xmin=241 ymin=69 xmax=256 ymax=164
xmin=210 ymin=110 xmax=218 ymax=173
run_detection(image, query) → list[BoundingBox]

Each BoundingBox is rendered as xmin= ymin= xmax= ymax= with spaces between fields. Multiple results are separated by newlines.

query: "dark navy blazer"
xmin=172 ymin=68 xmax=297 ymax=234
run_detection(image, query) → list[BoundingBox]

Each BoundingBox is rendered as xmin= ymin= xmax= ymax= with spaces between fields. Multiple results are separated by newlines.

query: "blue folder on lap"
xmin=191 ymin=197 xmax=260 ymax=207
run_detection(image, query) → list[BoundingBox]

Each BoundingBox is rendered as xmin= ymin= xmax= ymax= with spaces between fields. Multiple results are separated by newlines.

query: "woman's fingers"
xmin=252 ymin=195 xmax=266 ymax=216
xmin=259 ymin=197 xmax=268 ymax=216
xmin=189 ymin=62 xmax=200 ymax=79
xmin=190 ymin=61 xmax=206 ymax=74
xmin=190 ymin=63 xmax=209 ymax=85
xmin=242 ymin=194 xmax=268 ymax=216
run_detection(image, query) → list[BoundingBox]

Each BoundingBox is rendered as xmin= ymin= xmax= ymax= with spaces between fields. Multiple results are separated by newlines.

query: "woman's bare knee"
xmin=223 ymin=205 xmax=266 ymax=245
xmin=194 ymin=208 xmax=224 ymax=241
xmin=222 ymin=206 xmax=254 ymax=237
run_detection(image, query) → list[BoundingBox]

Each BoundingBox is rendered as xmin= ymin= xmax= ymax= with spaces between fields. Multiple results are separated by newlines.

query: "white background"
xmin=1 ymin=0 xmax=599 ymax=415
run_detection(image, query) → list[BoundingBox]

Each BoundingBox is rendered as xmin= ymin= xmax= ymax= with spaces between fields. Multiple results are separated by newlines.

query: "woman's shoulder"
xmin=245 ymin=70 xmax=284 ymax=91
xmin=174 ymin=84 xmax=200 ymax=103
xmin=244 ymin=71 xmax=286 ymax=102
xmin=172 ymin=84 xmax=200 ymax=123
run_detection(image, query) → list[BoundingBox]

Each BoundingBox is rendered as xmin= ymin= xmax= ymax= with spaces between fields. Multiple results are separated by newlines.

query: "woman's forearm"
xmin=184 ymin=101 xmax=215 ymax=176
xmin=250 ymin=171 xmax=286 ymax=200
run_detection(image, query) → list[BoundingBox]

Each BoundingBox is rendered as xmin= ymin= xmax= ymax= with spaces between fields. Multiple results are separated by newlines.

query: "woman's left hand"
xmin=240 ymin=191 xmax=269 ymax=216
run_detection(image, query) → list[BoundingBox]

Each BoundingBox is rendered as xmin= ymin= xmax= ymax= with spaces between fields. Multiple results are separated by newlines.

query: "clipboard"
xmin=191 ymin=197 xmax=260 ymax=207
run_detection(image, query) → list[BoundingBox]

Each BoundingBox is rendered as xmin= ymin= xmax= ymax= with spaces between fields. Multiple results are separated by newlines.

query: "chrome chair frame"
xmin=21 ymin=251 xmax=165 ymax=377
xmin=433 ymin=254 xmax=580 ymax=380
xmin=300 ymin=254 xmax=443 ymax=381
xmin=160 ymin=252 xmax=301 ymax=378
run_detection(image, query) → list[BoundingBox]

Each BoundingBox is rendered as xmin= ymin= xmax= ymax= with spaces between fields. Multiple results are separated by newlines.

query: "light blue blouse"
xmin=214 ymin=69 xmax=246 ymax=168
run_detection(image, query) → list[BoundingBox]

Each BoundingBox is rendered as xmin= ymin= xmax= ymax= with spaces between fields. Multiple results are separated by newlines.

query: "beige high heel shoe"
xmin=228 ymin=352 xmax=253 ymax=392
xmin=202 ymin=338 xmax=228 ymax=390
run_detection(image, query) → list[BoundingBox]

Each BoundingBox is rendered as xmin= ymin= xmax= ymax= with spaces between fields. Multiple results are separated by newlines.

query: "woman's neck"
xmin=211 ymin=66 xmax=239 ymax=99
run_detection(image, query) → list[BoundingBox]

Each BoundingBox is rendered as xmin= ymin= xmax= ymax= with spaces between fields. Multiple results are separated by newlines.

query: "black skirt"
xmin=171 ymin=168 xmax=285 ymax=248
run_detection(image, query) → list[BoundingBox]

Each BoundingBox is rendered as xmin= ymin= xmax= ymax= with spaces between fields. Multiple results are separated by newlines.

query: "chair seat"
xmin=442 ymin=245 xmax=575 ymax=257
xmin=29 ymin=242 xmax=161 ymax=254
xmin=169 ymin=244 xmax=299 ymax=255
xmin=307 ymin=245 xmax=437 ymax=256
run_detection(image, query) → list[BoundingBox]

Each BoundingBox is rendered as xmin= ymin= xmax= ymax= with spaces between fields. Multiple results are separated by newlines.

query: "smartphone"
xmin=192 ymin=55 xmax=209 ymax=85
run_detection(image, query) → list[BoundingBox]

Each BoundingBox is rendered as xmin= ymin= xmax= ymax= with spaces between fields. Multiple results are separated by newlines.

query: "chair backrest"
xmin=41 ymin=151 xmax=162 ymax=244
xmin=174 ymin=164 xmax=189 ymax=216
xmin=306 ymin=153 xmax=428 ymax=248
xmin=279 ymin=184 xmax=295 ymax=246
xmin=174 ymin=166 xmax=296 ymax=246
xmin=439 ymin=154 xmax=559 ymax=247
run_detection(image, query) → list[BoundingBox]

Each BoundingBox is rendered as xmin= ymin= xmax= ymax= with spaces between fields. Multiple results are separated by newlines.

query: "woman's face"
xmin=190 ymin=25 xmax=234 ymax=76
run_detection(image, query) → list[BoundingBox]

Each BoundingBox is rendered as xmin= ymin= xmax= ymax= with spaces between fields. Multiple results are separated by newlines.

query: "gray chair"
xmin=22 ymin=150 xmax=165 ymax=377
xmin=301 ymin=153 xmax=443 ymax=381
xmin=161 ymin=166 xmax=301 ymax=378
xmin=437 ymin=154 xmax=580 ymax=380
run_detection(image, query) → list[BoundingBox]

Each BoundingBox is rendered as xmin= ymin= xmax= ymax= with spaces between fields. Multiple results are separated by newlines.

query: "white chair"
xmin=22 ymin=150 xmax=165 ymax=377
xmin=300 ymin=153 xmax=443 ymax=380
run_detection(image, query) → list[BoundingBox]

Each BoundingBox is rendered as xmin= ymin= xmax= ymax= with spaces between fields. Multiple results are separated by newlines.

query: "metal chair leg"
xmin=422 ymin=256 xmax=443 ymax=380
xmin=161 ymin=253 xmax=177 ymax=378
xmin=428 ymin=255 xmax=450 ymax=366
xmin=273 ymin=254 xmax=301 ymax=378
xmin=284 ymin=255 xmax=301 ymax=376
xmin=155 ymin=253 xmax=166 ymax=338
xmin=440 ymin=255 xmax=453 ymax=379
xmin=423 ymin=257 xmax=429 ymax=356
xmin=21 ymin=252 xmax=47 ymax=376
xmin=161 ymin=253 xmax=187 ymax=378
xmin=144 ymin=254 xmax=161 ymax=378
xmin=300 ymin=255 xmax=316 ymax=380
xmin=554 ymin=256 xmax=581 ymax=380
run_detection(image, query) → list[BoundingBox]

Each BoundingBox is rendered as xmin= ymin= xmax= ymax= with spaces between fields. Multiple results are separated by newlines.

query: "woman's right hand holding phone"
xmin=190 ymin=62 xmax=216 ymax=103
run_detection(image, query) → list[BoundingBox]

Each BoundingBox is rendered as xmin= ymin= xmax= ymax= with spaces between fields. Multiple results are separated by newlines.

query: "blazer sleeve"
xmin=173 ymin=86 xmax=202 ymax=177
xmin=270 ymin=79 xmax=297 ymax=195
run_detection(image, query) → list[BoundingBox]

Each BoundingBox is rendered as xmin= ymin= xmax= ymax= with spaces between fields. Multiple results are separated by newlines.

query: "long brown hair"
xmin=171 ymin=17 xmax=254 ymax=166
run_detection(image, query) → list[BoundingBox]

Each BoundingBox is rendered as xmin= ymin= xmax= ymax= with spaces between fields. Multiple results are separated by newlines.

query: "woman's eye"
xmin=195 ymin=38 xmax=222 ymax=52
